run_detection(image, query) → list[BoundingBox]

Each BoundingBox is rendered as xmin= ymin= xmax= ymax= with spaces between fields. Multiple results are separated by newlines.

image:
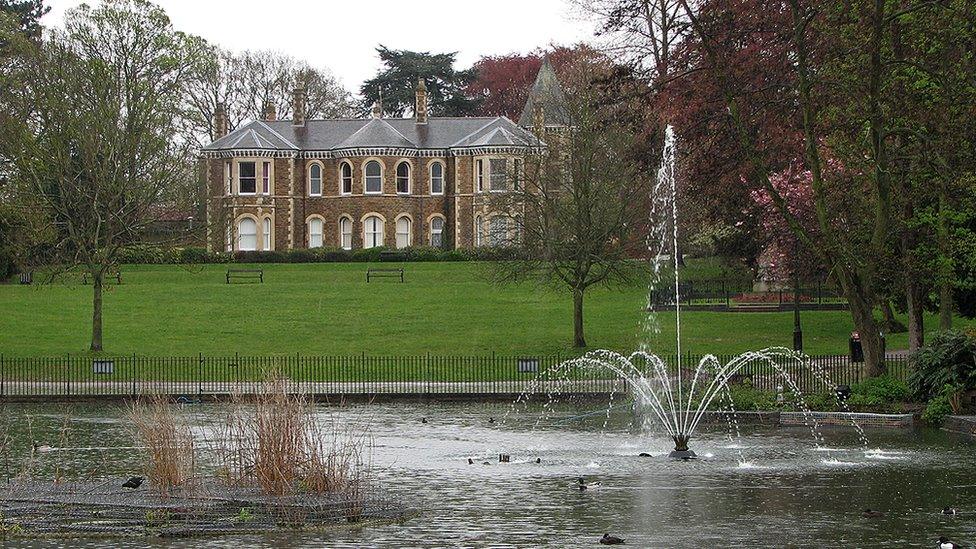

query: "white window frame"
xmin=489 ymin=158 xmax=507 ymax=192
xmin=339 ymin=216 xmax=353 ymax=250
xmin=363 ymin=214 xmax=384 ymax=248
xmin=308 ymin=162 xmax=323 ymax=197
xmin=237 ymin=217 xmax=257 ymax=251
xmin=396 ymin=161 xmax=411 ymax=195
xmin=475 ymin=159 xmax=484 ymax=193
xmin=224 ymin=161 xmax=232 ymax=195
xmin=429 ymin=215 xmax=445 ymax=247
xmin=262 ymin=217 xmax=272 ymax=250
xmin=364 ymin=160 xmax=383 ymax=195
xmin=237 ymin=161 xmax=257 ymax=195
xmin=340 ymin=161 xmax=353 ymax=195
xmin=395 ymin=215 xmax=412 ymax=249
xmin=429 ymin=161 xmax=444 ymax=195
xmin=307 ymin=217 xmax=324 ymax=248
xmin=262 ymin=161 xmax=272 ymax=194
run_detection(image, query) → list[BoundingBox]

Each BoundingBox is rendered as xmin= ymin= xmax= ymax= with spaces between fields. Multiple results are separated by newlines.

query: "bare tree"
xmin=3 ymin=0 xmax=207 ymax=351
xmin=491 ymin=92 xmax=651 ymax=348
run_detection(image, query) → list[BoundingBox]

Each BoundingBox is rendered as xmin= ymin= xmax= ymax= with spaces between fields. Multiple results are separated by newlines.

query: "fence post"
xmin=65 ymin=353 xmax=70 ymax=397
xmin=131 ymin=354 xmax=137 ymax=399
xmin=197 ymin=353 xmax=203 ymax=397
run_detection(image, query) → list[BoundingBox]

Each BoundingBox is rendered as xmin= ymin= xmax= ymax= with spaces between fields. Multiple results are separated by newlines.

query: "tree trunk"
xmin=940 ymin=282 xmax=953 ymax=330
xmin=906 ymin=278 xmax=925 ymax=352
xmin=90 ymin=269 xmax=104 ymax=352
xmin=573 ymin=287 xmax=586 ymax=348
xmin=880 ymin=300 xmax=907 ymax=333
xmin=847 ymin=292 xmax=886 ymax=377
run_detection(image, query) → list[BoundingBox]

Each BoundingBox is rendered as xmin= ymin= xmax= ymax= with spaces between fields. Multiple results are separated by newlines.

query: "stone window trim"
xmin=306 ymin=214 xmax=326 ymax=249
xmin=261 ymin=214 xmax=275 ymax=251
xmin=338 ymin=214 xmax=354 ymax=250
xmin=338 ymin=160 xmax=353 ymax=195
xmin=307 ymin=160 xmax=324 ymax=197
xmin=427 ymin=159 xmax=445 ymax=195
xmin=232 ymin=157 xmax=275 ymax=196
xmin=233 ymin=213 xmax=261 ymax=251
xmin=362 ymin=158 xmax=384 ymax=195
xmin=394 ymin=213 xmax=413 ymax=249
xmin=475 ymin=159 xmax=484 ymax=193
xmin=237 ymin=160 xmax=257 ymax=196
xmin=427 ymin=213 xmax=446 ymax=247
xmin=361 ymin=212 xmax=387 ymax=249
xmin=395 ymin=160 xmax=412 ymax=195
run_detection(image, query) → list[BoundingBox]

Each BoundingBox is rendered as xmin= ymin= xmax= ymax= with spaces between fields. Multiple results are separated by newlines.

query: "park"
xmin=0 ymin=0 xmax=975 ymax=547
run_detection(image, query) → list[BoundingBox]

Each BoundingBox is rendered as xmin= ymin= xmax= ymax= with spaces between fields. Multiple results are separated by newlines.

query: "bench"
xmin=366 ymin=268 xmax=403 ymax=283
xmin=226 ymin=269 xmax=264 ymax=284
xmin=83 ymin=270 xmax=122 ymax=285
xmin=19 ymin=272 xmax=32 ymax=285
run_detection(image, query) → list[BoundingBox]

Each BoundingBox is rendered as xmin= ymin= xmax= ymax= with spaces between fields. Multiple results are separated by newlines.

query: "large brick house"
xmin=201 ymin=60 xmax=568 ymax=253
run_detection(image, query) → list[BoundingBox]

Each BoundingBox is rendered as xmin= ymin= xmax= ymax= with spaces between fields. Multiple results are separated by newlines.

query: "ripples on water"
xmin=2 ymin=402 xmax=975 ymax=548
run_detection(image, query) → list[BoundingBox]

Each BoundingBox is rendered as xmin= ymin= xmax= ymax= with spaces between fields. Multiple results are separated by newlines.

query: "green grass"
xmin=0 ymin=262 xmax=969 ymax=358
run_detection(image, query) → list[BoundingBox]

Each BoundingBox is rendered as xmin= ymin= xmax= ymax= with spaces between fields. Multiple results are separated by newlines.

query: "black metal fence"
xmin=0 ymin=353 xmax=911 ymax=399
xmin=650 ymin=280 xmax=847 ymax=311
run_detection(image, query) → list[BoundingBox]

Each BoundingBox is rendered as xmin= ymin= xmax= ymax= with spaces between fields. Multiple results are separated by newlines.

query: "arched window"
xmin=363 ymin=215 xmax=384 ymax=248
xmin=262 ymin=218 xmax=272 ymax=250
xmin=430 ymin=216 xmax=444 ymax=247
xmin=308 ymin=218 xmax=323 ymax=248
xmin=308 ymin=163 xmax=322 ymax=196
xmin=474 ymin=214 xmax=483 ymax=247
xmin=430 ymin=162 xmax=444 ymax=195
xmin=489 ymin=216 xmax=509 ymax=246
xmin=238 ymin=218 xmax=257 ymax=251
xmin=364 ymin=160 xmax=382 ymax=194
xmin=396 ymin=161 xmax=410 ymax=194
xmin=340 ymin=162 xmax=352 ymax=194
xmin=339 ymin=217 xmax=353 ymax=250
xmin=395 ymin=216 xmax=412 ymax=249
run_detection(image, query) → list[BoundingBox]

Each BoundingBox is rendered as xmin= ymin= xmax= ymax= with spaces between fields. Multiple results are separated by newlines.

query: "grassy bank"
xmin=0 ymin=262 xmax=967 ymax=357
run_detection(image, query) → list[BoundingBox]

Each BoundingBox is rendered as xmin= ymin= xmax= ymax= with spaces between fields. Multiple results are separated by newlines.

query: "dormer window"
xmin=396 ymin=161 xmax=410 ymax=194
xmin=309 ymin=163 xmax=322 ymax=196
xmin=238 ymin=161 xmax=256 ymax=194
xmin=365 ymin=160 xmax=382 ymax=194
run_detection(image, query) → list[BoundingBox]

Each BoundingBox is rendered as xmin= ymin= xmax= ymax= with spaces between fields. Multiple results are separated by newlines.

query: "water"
xmin=3 ymin=402 xmax=975 ymax=547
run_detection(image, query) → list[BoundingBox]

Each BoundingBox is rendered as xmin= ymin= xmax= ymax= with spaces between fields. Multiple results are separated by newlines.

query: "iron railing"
xmin=0 ymin=353 xmax=910 ymax=399
xmin=650 ymin=280 xmax=847 ymax=311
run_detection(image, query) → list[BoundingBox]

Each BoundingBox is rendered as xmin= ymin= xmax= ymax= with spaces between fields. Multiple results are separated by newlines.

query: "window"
xmin=395 ymin=216 xmax=411 ymax=249
xmin=430 ymin=162 xmax=444 ymax=195
xmin=489 ymin=216 xmax=509 ymax=246
xmin=363 ymin=215 xmax=384 ymax=248
xmin=430 ymin=216 xmax=444 ymax=247
xmin=239 ymin=161 xmax=256 ymax=194
xmin=489 ymin=159 xmax=507 ymax=191
xmin=476 ymin=159 xmax=484 ymax=192
xmin=224 ymin=161 xmax=232 ymax=195
xmin=309 ymin=163 xmax=322 ymax=196
xmin=474 ymin=214 xmax=484 ymax=247
xmin=339 ymin=217 xmax=352 ymax=250
xmin=262 ymin=161 xmax=271 ymax=194
xmin=340 ymin=162 xmax=352 ymax=194
xmin=308 ymin=218 xmax=323 ymax=248
xmin=513 ymin=158 xmax=522 ymax=190
xmin=365 ymin=160 xmax=382 ymax=194
xmin=238 ymin=218 xmax=257 ymax=251
xmin=262 ymin=218 xmax=271 ymax=250
xmin=396 ymin=161 xmax=410 ymax=194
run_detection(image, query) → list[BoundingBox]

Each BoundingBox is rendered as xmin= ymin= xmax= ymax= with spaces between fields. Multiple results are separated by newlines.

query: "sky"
xmin=43 ymin=0 xmax=599 ymax=95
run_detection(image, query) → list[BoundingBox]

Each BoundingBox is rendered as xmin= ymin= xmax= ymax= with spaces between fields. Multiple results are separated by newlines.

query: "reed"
xmin=128 ymin=395 xmax=195 ymax=496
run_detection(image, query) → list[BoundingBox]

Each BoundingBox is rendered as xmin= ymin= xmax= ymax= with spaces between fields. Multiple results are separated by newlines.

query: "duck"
xmin=600 ymin=533 xmax=625 ymax=545
xmin=939 ymin=535 xmax=958 ymax=549
xmin=941 ymin=507 xmax=957 ymax=516
xmin=31 ymin=441 xmax=54 ymax=453
xmin=578 ymin=477 xmax=601 ymax=491
xmin=488 ymin=417 xmax=496 ymax=424
xmin=536 ymin=457 xmax=541 ymax=464
xmin=638 ymin=452 xmax=652 ymax=457
xmin=421 ymin=417 xmax=428 ymax=424
xmin=467 ymin=458 xmax=474 ymax=465
xmin=122 ymin=476 xmax=144 ymax=489
xmin=862 ymin=508 xmax=885 ymax=518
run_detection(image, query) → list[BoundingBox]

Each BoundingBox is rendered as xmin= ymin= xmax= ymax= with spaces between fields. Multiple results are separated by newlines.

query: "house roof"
xmin=518 ymin=57 xmax=572 ymax=127
xmin=203 ymin=115 xmax=541 ymax=153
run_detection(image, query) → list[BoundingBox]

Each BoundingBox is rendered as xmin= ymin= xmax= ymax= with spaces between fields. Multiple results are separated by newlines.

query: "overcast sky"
xmin=43 ymin=0 xmax=598 ymax=95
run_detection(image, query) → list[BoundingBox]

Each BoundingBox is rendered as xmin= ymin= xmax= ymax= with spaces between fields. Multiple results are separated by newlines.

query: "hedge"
xmin=116 ymin=244 xmax=518 ymax=265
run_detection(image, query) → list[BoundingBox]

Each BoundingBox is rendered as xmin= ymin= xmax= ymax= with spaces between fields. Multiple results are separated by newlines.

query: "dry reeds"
xmin=128 ymin=395 xmax=195 ymax=496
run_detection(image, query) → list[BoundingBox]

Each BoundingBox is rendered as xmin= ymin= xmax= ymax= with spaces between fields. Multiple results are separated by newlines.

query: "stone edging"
xmin=699 ymin=410 xmax=915 ymax=428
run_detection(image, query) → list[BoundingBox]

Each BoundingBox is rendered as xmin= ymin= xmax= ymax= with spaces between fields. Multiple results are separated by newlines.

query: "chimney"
xmin=262 ymin=100 xmax=277 ymax=122
xmin=415 ymin=78 xmax=428 ymax=124
xmin=371 ymin=100 xmax=383 ymax=119
xmin=214 ymin=102 xmax=228 ymax=140
xmin=292 ymin=84 xmax=306 ymax=127
xmin=532 ymin=103 xmax=545 ymax=136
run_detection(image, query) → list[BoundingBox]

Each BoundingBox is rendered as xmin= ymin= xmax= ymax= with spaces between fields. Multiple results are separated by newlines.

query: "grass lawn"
xmin=0 ymin=262 xmax=968 ymax=358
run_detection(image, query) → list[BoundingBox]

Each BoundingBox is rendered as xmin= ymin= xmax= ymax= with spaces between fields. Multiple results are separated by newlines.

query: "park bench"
xmin=226 ymin=268 xmax=264 ymax=284
xmin=19 ymin=272 xmax=32 ymax=285
xmin=83 ymin=270 xmax=122 ymax=285
xmin=366 ymin=267 xmax=404 ymax=283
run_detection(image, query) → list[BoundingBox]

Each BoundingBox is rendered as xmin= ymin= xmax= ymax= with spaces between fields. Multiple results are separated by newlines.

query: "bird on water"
xmin=862 ymin=508 xmax=884 ymax=518
xmin=939 ymin=535 xmax=959 ymax=549
xmin=600 ymin=533 xmax=625 ymax=545
xmin=122 ymin=476 xmax=144 ymax=489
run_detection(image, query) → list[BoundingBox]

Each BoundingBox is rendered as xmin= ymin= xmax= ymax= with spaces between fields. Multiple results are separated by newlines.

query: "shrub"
xmin=234 ymin=250 xmax=286 ymax=263
xmin=177 ymin=247 xmax=214 ymax=264
xmin=404 ymin=246 xmax=444 ymax=262
xmin=350 ymin=247 xmax=385 ymax=262
xmin=921 ymin=384 xmax=960 ymax=426
xmin=909 ymin=330 xmax=976 ymax=401
xmin=718 ymin=381 xmax=778 ymax=411
xmin=849 ymin=375 xmax=911 ymax=406
xmin=119 ymin=244 xmax=175 ymax=264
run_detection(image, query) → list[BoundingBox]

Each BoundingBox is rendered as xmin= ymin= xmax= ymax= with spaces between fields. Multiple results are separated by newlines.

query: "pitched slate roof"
xmin=518 ymin=57 xmax=572 ymax=127
xmin=203 ymin=115 xmax=540 ymax=152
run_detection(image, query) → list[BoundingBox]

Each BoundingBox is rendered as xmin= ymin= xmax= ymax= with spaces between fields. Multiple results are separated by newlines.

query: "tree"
xmin=0 ymin=0 xmax=48 ymax=41
xmin=491 ymin=82 xmax=650 ymax=348
xmin=359 ymin=45 xmax=478 ymax=117
xmin=2 ymin=0 xmax=207 ymax=351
